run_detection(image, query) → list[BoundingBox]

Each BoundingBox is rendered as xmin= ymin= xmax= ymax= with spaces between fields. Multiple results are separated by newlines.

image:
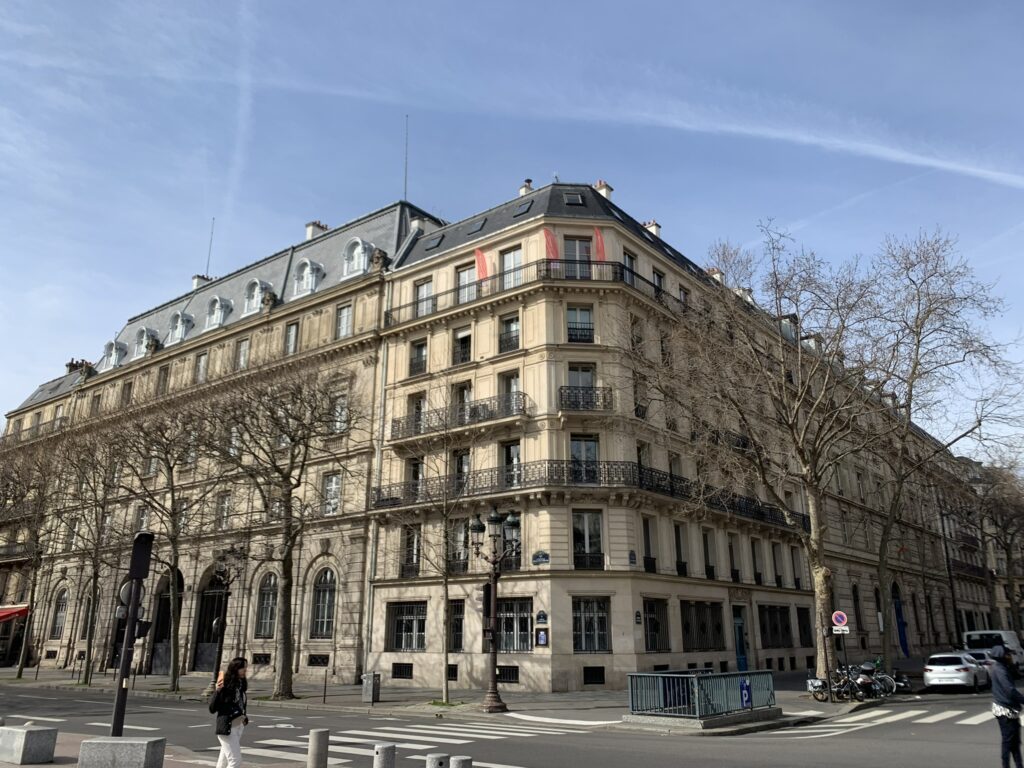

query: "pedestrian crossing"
xmin=234 ymin=718 xmax=590 ymax=766
xmin=765 ymin=706 xmax=998 ymax=740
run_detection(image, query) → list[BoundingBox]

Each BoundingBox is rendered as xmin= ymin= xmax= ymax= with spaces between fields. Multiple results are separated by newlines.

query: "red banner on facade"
xmin=474 ymin=248 xmax=488 ymax=280
xmin=544 ymin=228 xmax=559 ymax=260
xmin=593 ymin=227 xmax=606 ymax=262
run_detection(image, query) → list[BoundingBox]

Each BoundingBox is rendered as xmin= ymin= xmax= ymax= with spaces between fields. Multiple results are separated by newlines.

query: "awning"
xmin=0 ymin=605 xmax=29 ymax=623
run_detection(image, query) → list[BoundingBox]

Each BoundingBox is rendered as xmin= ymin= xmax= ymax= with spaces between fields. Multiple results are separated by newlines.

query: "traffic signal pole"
xmin=111 ymin=532 xmax=154 ymax=737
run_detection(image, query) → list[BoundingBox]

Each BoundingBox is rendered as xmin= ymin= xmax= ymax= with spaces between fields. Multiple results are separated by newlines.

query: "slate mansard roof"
xmin=12 ymin=201 xmax=442 ymax=413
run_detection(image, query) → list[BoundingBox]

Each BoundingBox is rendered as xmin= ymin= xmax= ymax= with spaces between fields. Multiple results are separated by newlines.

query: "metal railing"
xmin=390 ymin=392 xmax=529 ymax=440
xmin=385 ymin=260 xmax=686 ymax=327
xmin=498 ymin=330 xmax=520 ymax=353
xmin=559 ymin=386 xmax=613 ymax=411
xmin=628 ymin=670 xmax=775 ymax=718
xmin=951 ymin=558 xmax=989 ymax=579
xmin=0 ymin=542 xmax=35 ymax=562
xmin=567 ymin=322 xmax=594 ymax=343
xmin=0 ymin=417 xmax=68 ymax=447
xmin=574 ymin=552 xmax=604 ymax=570
xmin=408 ymin=356 xmax=427 ymax=377
xmin=371 ymin=459 xmax=810 ymax=533
xmin=452 ymin=343 xmax=472 ymax=365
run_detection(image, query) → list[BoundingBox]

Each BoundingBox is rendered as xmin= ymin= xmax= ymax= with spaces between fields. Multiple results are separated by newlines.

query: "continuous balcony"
xmin=0 ymin=418 xmax=68 ymax=447
xmin=390 ymin=392 xmax=529 ymax=441
xmin=372 ymin=459 xmax=810 ymax=534
xmin=384 ymin=260 xmax=684 ymax=328
xmin=559 ymin=386 xmax=613 ymax=411
xmin=0 ymin=542 xmax=35 ymax=564
xmin=951 ymin=558 xmax=989 ymax=580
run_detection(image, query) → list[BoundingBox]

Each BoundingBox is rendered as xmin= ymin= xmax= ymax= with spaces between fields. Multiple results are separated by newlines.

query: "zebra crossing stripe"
xmin=472 ymin=720 xmax=588 ymax=734
xmin=868 ymin=710 xmax=928 ymax=725
xmin=241 ymin=747 xmax=348 ymax=764
xmin=409 ymin=757 xmax=527 ymax=768
xmin=328 ymin=735 xmax=438 ymax=750
xmin=256 ymin=739 xmax=376 ymax=757
xmin=340 ymin=729 xmax=471 ymax=744
xmin=834 ymin=710 xmax=892 ymax=723
xmin=913 ymin=710 xmax=966 ymax=723
xmin=403 ymin=725 xmax=507 ymax=740
xmin=956 ymin=712 xmax=994 ymax=725
xmin=462 ymin=722 xmax=578 ymax=735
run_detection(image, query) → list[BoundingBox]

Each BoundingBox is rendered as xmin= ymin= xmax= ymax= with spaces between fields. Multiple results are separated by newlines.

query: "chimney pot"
xmin=192 ymin=274 xmax=213 ymax=290
xmin=643 ymin=219 xmax=661 ymax=238
xmin=518 ymin=178 xmax=534 ymax=197
xmin=305 ymin=220 xmax=329 ymax=241
xmin=594 ymin=179 xmax=614 ymax=199
xmin=706 ymin=267 xmax=724 ymax=284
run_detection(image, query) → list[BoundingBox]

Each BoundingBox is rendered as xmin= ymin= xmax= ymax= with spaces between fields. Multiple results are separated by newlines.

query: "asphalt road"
xmin=0 ymin=685 xmax=999 ymax=768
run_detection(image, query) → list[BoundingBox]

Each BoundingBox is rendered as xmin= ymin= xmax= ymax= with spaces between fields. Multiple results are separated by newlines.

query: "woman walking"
xmin=208 ymin=657 xmax=249 ymax=768
xmin=991 ymin=645 xmax=1024 ymax=768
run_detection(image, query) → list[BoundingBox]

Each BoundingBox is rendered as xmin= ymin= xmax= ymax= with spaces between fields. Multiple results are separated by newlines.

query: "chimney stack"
xmin=593 ymin=179 xmax=613 ymax=199
xmin=65 ymin=358 xmax=88 ymax=375
xmin=643 ymin=219 xmax=661 ymax=238
xmin=305 ymin=220 xmax=329 ymax=241
xmin=192 ymin=274 xmax=213 ymax=290
xmin=707 ymin=267 xmax=724 ymax=284
xmin=518 ymin=178 xmax=533 ymax=197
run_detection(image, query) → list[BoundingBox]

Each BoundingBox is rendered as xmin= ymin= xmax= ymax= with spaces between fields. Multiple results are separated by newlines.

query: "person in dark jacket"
xmin=208 ymin=656 xmax=248 ymax=768
xmin=991 ymin=645 xmax=1024 ymax=768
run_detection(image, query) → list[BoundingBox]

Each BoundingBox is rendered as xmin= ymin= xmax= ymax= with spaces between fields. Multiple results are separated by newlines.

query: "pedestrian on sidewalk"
xmin=209 ymin=656 xmax=249 ymax=768
xmin=991 ymin=645 xmax=1024 ymax=768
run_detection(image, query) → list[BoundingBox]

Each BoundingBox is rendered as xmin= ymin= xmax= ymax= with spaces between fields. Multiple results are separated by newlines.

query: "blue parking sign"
xmin=740 ymin=678 xmax=752 ymax=709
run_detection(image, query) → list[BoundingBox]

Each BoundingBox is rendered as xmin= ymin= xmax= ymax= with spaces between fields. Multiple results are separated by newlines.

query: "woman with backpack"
xmin=208 ymin=656 xmax=249 ymax=768
xmin=991 ymin=645 xmax=1024 ymax=768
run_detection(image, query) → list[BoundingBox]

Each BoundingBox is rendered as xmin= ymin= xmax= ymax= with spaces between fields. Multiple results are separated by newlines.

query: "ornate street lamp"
xmin=470 ymin=504 xmax=520 ymax=713
xmin=203 ymin=544 xmax=248 ymax=696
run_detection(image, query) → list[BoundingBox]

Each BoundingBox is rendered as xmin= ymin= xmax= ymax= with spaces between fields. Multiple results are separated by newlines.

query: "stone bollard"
xmin=451 ymin=757 xmax=473 ymax=768
xmin=426 ymin=754 xmax=450 ymax=768
xmin=373 ymin=742 xmax=396 ymax=768
xmin=307 ymin=728 xmax=329 ymax=768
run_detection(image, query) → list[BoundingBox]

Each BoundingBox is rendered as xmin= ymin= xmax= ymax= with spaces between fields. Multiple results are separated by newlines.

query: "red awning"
xmin=0 ymin=605 xmax=29 ymax=623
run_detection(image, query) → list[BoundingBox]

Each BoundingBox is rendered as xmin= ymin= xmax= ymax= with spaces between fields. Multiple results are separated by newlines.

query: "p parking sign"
xmin=740 ymin=678 xmax=752 ymax=709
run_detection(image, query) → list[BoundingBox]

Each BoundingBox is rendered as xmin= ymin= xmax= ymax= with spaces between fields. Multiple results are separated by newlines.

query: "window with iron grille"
xmin=322 ymin=473 xmax=341 ymax=515
xmin=758 ymin=604 xmax=794 ymax=649
xmin=448 ymin=599 xmax=464 ymax=652
xmin=582 ymin=666 xmax=605 ymax=685
xmin=497 ymin=665 xmax=520 ymax=683
xmin=386 ymin=601 xmax=427 ymax=651
xmin=49 ymin=589 xmax=68 ymax=639
xmin=252 ymin=653 xmax=271 ymax=665
xmin=496 ymin=598 xmax=532 ymax=652
xmin=447 ymin=664 xmax=458 ymax=681
xmin=392 ymin=662 xmax=414 ymax=679
xmin=680 ymin=600 xmax=725 ymax=652
xmin=402 ymin=524 xmax=421 ymax=577
xmin=573 ymin=597 xmax=610 ymax=653
xmin=335 ymin=304 xmax=353 ymax=340
xmin=499 ymin=314 xmax=520 ymax=352
xmin=307 ymin=654 xmax=329 ymax=667
xmin=255 ymin=573 xmax=277 ymax=639
xmin=643 ymin=598 xmax=670 ymax=652
xmin=309 ymin=569 xmax=335 ymax=639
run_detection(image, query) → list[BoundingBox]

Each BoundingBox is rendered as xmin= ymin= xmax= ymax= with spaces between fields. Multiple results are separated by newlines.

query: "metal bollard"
xmin=426 ymin=754 xmax=450 ymax=768
xmin=451 ymin=757 xmax=473 ymax=768
xmin=373 ymin=743 xmax=396 ymax=768
xmin=307 ymin=728 xmax=329 ymax=768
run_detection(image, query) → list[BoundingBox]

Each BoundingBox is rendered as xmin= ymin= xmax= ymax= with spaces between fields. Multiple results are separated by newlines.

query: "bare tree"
xmin=614 ymin=225 xmax=891 ymax=677
xmin=55 ymin=429 xmax=133 ymax=685
xmin=383 ymin=374 xmax=518 ymax=703
xmin=971 ymin=460 xmax=1024 ymax=635
xmin=195 ymin=364 xmax=368 ymax=699
xmin=863 ymin=230 xmax=1016 ymax=668
xmin=118 ymin=402 xmax=225 ymax=692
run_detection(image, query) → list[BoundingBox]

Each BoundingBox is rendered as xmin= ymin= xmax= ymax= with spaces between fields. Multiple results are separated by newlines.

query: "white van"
xmin=963 ymin=630 xmax=1024 ymax=670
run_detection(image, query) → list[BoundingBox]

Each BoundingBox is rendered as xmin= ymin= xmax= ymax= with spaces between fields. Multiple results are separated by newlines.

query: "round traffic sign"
xmin=831 ymin=610 xmax=848 ymax=627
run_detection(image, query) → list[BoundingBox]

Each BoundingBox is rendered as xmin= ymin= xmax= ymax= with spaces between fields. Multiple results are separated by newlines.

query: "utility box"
xmin=361 ymin=672 xmax=381 ymax=703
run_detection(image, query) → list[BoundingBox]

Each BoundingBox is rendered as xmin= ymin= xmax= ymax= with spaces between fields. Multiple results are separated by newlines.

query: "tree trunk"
xmin=168 ymin=551 xmax=181 ymax=692
xmin=441 ymin=572 xmax=450 ymax=705
xmin=877 ymin=558 xmax=892 ymax=672
xmin=16 ymin=565 xmax=39 ymax=679
xmin=1007 ymin=544 xmax=1021 ymax=634
xmin=812 ymin=562 xmax=832 ymax=679
xmin=273 ymin=535 xmax=296 ymax=699
xmin=83 ymin=570 xmax=100 ymax=685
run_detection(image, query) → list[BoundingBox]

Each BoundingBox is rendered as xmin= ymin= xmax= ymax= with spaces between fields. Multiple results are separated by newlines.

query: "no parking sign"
xmin=831 ymin=610 xmax=848 ymax=627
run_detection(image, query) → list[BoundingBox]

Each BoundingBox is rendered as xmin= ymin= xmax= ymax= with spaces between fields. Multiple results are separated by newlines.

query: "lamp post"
xmin=203 ymin=545 xmax=247 ymax=696
xmin=470 ymin=504 xmax=520 ymax=713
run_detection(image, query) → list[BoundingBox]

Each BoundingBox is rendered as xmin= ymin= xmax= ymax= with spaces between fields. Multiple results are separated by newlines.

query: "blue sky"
xmin=2 ymin=1 xmax=1022 ymax=419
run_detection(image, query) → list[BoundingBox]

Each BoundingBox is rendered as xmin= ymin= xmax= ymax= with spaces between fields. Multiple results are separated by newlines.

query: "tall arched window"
xmin=169 ymin=313 xmax=182 ymax=343
xmin=243 ymin=281 xmax=263 ymax=314
xmin=79 ymin=596 xmax=93 ymax=640
xmin=206 ymin=297 xmax=225 ymax=329
xmin=852 ymin=584 xmax=864 ymax=629
xmin=294 ymin=261 xmax=310 ymax=295
xmin=254 ymin=573 xmax=278 ymax=639
xmin=133 ymin=329 xmax=149 ymax=358
xmin=309 ymin=568 xmax=336 ymax=639
xmin=49 ymin=588 xmax=68 ymax=639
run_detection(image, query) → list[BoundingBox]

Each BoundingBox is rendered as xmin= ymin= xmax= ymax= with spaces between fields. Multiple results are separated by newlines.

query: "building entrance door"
xmin=733 ymin=606 xmax=748 ymax=672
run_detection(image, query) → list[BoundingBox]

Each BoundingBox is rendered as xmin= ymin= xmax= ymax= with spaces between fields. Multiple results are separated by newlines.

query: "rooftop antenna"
xmin=553 ymin=171 xmax=560 ymax=183
xmin=204 ymin=217 xmax=216 ymax=277
xmin=403 ymin=114 xmax=409 ymax=200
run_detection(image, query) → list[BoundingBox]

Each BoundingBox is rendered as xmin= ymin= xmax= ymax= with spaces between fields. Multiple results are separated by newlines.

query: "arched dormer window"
xmin=103 ymin=341 xmax=126 ymax=370
xmin=133 ymin=328 xmax=151 ymax=359
xmin=205 ymin=297 xmax=230 ymax=329
xmin=168 ymin=312 xmax=192 ymax=344
xmin=341 ymin=239 xmax=369 ymax=279
xmin=293 ymin=259 xmax=322 ymax=296
xmin=244 ymin=280 xmax=269 ymax=315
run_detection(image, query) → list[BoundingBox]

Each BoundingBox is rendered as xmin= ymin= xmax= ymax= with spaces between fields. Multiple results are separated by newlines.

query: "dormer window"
xmin=132 ymin=328 xmax=152 ymax=359
xmin=243 ymin=280 xmax=268 ymax=315
xmin=205 ymin=296 xmax=230 ymax=329
xmin=341 ymin=239 xmax=369 ymax=278
xmin=293 ymin=259 xmax=322 ymax=296
xmin=102 ymin=341 xmax=126 ymax=370
xmin=168 ymin=312 xmax=192 ymax=344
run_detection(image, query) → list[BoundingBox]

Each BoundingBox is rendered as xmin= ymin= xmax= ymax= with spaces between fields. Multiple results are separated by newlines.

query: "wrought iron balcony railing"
xmin=574 ymin=552 xmax=604 ymax=570
xmin=559 ymin=386 xmax=613 ymax=411
xmin=0 ymin=418 xmax=68 ymax=447
xmin=951 ymin=558 xmax=989 ymax=580
xmin=385 ymin=260 xmax=686 ymax=327
xmin=408 ymin=356 xmax=427 ymax=377
xmin=498 ymin=330 xmax=520 ymax=353
xmin=372 ymin=459 xmax=810 ymax=534
xmin=399 ymin=561 xmax=420 ymax=578
xmin=0 ymin=542 xmax=35 ymax=562
xmin=390 ymin=391 xmax=529 ymax=440
xmin=567 ymin=322 xmax=594 ymax=343
xmin=452 ymin=343 xmax=472 ymax=365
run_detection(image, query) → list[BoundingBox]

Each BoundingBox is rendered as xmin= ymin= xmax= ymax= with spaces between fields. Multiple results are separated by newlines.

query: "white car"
xmin=923 ymin=652 xmax=989 ymax=691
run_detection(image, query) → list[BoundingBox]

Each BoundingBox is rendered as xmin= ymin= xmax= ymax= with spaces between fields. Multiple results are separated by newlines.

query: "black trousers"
xmin=998 ymin=715 xmax=1023 ymax=768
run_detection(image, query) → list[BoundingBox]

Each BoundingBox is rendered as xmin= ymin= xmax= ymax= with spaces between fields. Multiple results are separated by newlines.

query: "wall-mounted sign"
xmin=532 ymin=551 xmax=550 ymax=566
xmin=628 ymin=550 xmax=637 ymax=565
xmin=536 ymin=611 xmax=548 ymax=625
xmin=535 ymin=628 xmax=549 ymax=647
xmin=635 ymin=611 xmax=642 ymax=625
